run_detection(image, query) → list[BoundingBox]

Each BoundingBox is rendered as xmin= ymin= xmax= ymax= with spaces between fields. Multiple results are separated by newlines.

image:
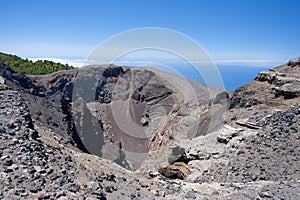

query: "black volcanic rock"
xmin=102 ymin=66 xmax=125 ymax=78
xmin=131 ymin=83 xmax=173 ymax=103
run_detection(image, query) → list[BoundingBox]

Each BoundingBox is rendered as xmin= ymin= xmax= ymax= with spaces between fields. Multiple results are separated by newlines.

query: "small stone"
xmin=28 ymin=167 xmax=37 ymax=174
xmin=148 ymin=170 xmax=160 ymax=178
xmin=251 ymin=173 xmax=257 ymax=181
xmin=30 ymin=130 xmax=39 ymax=139
xmin=144 ymin=195 xmax=155 ymax=200
xmin=50 ymin=172 xmax=59 ymax=181
xmin=4 ymin=159 xmax=13 ymax=166
xmin=7 ymin=164 xmax=18 ymax=171
xmin=64 ymin=183 xmax=80 ymax=193
xmin=7 ymin=121 xmax=15 ymax=129
xmin=34 ymin=166 xmax=42 ymax=173
xmin=266 ymin=114 xmax=273 ymax=118
xmin=56 ymin=191 xmax=66 ymax=198
xmin=192 ymin=176 xmax=204 ymax=184
xmin=217 ymin=125 xmax=242 ymax=143
xmin=106 ymin=173 xmax=116 ymax=182
xmin=95 ymin=192 xmax=106 ymax=200
xmin=140 ymin=182 xmax=147 ymax=188
xmin=37 ymin=193 xmax=44 ymax=199
xmin=46 ymin=167 xmax=54 ymax=175
xmin=8 ymin=130 xmax=15 ymax=136
xmin=89 ymin=181 xmax=100 ymax=191
xmin=0 ymin=126 xmax=5 ymax=133
xmin=185 ymin=190 xmax=196 ymax=199
xmin=29 ymin=185 xmax=39 ymax=193
xmin=278 ymin=168 xmax=286 ymax=175
xmin=172 ymin=185 xmax=181 ymax=193
xmin=105 ymin=185 xmax=117 ymax=193
xmin=140 ymin=116 xmax=149 ymax=126
xmin=12 ymin=138 xmax=19 ymax=143
xmin=290 ymin=126 xmax=298 ymax=133
xmin=0 ymin=155 xmax=9 ymax=160
xmin=259 ymin=191 xmax=272 ymax=198
xmin=60 ymin=169 xmax=66 ymax=174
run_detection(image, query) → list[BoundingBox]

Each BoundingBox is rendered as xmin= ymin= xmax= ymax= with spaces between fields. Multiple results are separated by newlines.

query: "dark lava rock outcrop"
xmin=230 ymin=58 xmax=300 ymax=117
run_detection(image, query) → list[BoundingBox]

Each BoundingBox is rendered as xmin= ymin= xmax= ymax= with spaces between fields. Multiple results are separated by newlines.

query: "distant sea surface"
xmin=33 ymin=57 xmax=280 ymax=91
xmin=216 ymin=65 xmax=270 ymax=91
xmin=34 ymin=56 xmax=282 ymax=91
xmin=137 ymin=63 xmax=272 ymax=91
xmin=114 ymin=61 xmax=277 ymax=91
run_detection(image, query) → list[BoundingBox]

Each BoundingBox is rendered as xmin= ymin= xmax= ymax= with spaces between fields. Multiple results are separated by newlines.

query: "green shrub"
xmin=0 ymin=53 xmax=75 ymax=75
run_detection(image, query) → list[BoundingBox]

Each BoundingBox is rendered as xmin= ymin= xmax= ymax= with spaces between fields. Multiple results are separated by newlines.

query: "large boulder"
xmin=0 ymin=75 xmax=9 ymax=90
xmin=275 ymin=82 xmax=300 ymax=98
xmin=159 ymin=162 xmax=189 ymax=180
xmin=0 ymin=75 xmax=4 ymax=84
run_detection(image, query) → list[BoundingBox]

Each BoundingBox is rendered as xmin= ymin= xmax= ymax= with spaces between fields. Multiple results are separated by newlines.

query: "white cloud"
xmin=27 ymin=57 xmax=284 ymax=69
xmin=215 ymin=59 xmax=276 ymax=63
xmin=213 ymin=59 xmax=284 ymax=67
xmin=29 ymin=57 xmax=88 ymax=68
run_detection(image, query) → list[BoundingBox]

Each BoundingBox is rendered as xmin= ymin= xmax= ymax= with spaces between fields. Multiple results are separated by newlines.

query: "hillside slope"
xmin=0 ymin=53 xmax=74 ymax=75
xmin=0 ymin=55 xmax=299 ymax=199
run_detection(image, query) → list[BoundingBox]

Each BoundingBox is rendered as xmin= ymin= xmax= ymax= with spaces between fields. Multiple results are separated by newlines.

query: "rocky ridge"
xmin=0 ymin=56 xmax=299 ymax=199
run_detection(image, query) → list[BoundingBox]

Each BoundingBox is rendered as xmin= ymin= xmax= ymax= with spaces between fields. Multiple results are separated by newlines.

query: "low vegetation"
xmin=0 ymin=53 xmax=75 ymax=75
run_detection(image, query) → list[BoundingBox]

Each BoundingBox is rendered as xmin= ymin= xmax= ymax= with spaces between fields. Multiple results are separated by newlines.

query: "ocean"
xmin=217 ymin=65 xmax=270 ymax=91
xmin=48 ymin=57 xmax=278 ymax=92
xmin=127 ymin=62 xmax=273 ymax=91
xmin=36 ymin=57 xmax=280 ymax=92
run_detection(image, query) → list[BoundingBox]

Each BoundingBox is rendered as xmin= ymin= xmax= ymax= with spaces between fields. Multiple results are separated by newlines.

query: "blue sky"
xmin=0 ymin=0 xmax=299 ymax=64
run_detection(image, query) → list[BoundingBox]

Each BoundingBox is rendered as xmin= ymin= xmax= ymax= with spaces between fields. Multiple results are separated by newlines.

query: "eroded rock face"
xmin=0 ymin=63 xmax=42 ymax=95
xmin=255 ymin=68 xmax=300 ymax=99
xmin=275 ymin=81 xmax=300 ymax=98
xmin=288 ymin=56 xmax=300 ymax=66
xmin=216 ymin=125 xmax=243 ymax=144
xmin=212 ymin=91 xmax=230 ymax=105
xmin=131 ymin=83 xmax=173 ymax=103
xmin=102 ymin=66 xmax=125 ymax=78
xmin=0 ymin=63 xmax=76 ymax=97
xmin=231 ymin=60 xmax=300 ymax=109
xmin=230 ymin=84 xmax=264 ymax=108
xmin=0 ymin=63 xmax=227 ymax=172
xmin=71 ymin=66 xmax=228 ymax=171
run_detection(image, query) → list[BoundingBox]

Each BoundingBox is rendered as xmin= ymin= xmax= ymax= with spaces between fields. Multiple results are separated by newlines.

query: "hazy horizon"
xmin=27 ymin=55 xmax=278 ymax=91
